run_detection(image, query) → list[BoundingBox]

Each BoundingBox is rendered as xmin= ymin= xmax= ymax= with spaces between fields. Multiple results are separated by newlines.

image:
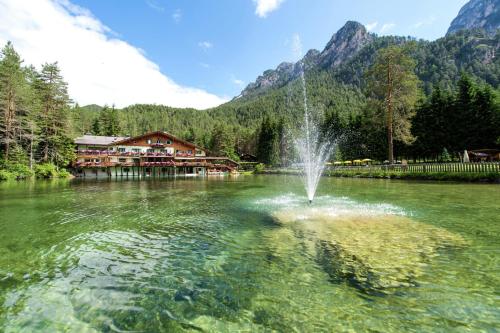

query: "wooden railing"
xmin=328 ymin=162 xmax=500 ymax=173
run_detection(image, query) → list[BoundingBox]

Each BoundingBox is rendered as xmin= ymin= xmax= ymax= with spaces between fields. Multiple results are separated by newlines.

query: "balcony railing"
xmin=175 ymin=153 xmax=194 ymax=158
xmin=75 ymin=161 xmax=113 ymax=167
xmin=77 ymin=150 xmax=174 ymax=157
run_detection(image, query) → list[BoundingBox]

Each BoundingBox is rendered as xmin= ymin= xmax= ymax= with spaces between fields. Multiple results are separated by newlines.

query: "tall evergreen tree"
xmin=98 ymin=105 xmax=121 ymax=136
xmin=366 ymin=45 xmax=420 ymax=164
xmin=35 ymin=62 xmax=74 ymax=166
xmin=0 ymin=42 xmax=27 ymax=162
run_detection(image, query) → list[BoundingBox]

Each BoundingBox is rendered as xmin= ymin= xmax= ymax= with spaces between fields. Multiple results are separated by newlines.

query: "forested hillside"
xmin=1 ymin=17 xmax=500 ymax=176
xmin=71 ymin=25 xmax=500 ymax=163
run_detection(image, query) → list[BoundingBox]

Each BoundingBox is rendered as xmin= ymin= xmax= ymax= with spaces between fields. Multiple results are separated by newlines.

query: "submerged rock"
xmin=272 ymin=209 xmax=468 ymax=293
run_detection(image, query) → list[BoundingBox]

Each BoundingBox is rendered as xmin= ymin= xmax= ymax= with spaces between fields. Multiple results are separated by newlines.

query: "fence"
xmin=328 ymin=162 xmax=500 ymax=173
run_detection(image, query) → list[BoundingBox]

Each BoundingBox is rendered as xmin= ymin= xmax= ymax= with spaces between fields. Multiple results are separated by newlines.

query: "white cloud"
xmin=412 ymin=16 xmax=436 ymax=29
xmin=253 ymin=0 xmax=285 ymax=18
xmin=199 ymin=62 xmax=210 ymax=69
xmin=0 ymin=0 xmax=226 ymax=109
xmin=145 ymin=0 xmax=164 ymax=12
xmin=198 ymin=41 xmax=213 ymax=50
xmin=172 ymin=9 xmax=182 ymax=23
xmin=365 ymin=21 xmax=378 ymax=32
xmin=232 ymin=77 xmax=245 ymax=88
xmin=379 ymin=23 xmax=396 ymax=34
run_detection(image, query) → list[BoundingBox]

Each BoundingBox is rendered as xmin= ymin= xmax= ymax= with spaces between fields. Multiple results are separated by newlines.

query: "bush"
xmin=7 ymin=163 xmax=34 ymax=179
xmin=34 ymin=163 xmax=58 ymax=179
xmin=254 ymin=163 xmax=265 ymax=173
xmin=0 ymin=169 xmax=14 ymax=181
xmin=57 ymin=168 xmax=71 ymax=178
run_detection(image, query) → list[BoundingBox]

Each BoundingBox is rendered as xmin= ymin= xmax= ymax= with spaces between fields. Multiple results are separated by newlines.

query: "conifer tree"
xmin=366 ymin=45 xmax=420 ymax=164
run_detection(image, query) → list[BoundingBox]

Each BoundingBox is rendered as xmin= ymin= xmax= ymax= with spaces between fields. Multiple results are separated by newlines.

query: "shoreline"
xmin=258 ymin=169 xmax=500 ymax=183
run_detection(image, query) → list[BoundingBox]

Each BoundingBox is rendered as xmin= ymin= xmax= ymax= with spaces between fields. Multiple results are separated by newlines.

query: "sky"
xmin=0 ymin=0 xmax=469 ymax=109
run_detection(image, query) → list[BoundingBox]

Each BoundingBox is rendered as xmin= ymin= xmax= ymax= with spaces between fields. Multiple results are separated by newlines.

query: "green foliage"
xmin=412 ymin=74 xmax=500 ymax=159
xmin=254 ymin=163 xmax=265 ymax=173
xmin=2 ymin=28 xmax=499 ymax=173
xmin=0 ymin=169 xmax=14 ymax=180
xmin=93 ymin=105 xmax=121 ymax=136
xmin=6 ymin=163 xmax=33 ymax=179
xmin=366 ymin=44 xmax=420 ymax=162
xmin=57 ymin=168 xmax=71 ymax=178
xmin=34 ymin=163 xmax=57 ymax=179
xmin=209 ymin=124 xmax=238 ymax=159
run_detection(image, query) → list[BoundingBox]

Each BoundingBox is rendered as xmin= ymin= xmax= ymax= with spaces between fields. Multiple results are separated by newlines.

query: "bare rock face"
xmin=271 ymin=208 xmax=468 ymax=293
xmin=318 ymin=21 xmax=373 ymax=69
xmin=448 ymin=0 xmax=500 ymax=36
xmin=240 ymin=21 xmax=372 ymax=97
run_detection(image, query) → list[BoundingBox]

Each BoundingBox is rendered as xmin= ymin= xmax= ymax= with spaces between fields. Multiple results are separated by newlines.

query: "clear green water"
xmin=0 ymin=176 xmax=499 ymax=332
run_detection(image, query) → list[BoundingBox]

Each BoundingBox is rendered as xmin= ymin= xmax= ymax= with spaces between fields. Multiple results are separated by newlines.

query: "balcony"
xmin=145 ymin=152 xmax=174 ymax=157
xmin=74 ymin=161 xmax=113 ymax=167
xmin=141 ymin=161 xmax=176 ymax=167
xmin=175 ymin=153 xmax=194 ymax=158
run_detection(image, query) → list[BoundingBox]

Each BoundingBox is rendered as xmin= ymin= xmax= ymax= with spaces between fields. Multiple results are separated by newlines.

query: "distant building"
xmin=239 ymin=153 xmax=258 ymax=162
xmin=73 ymin=131 xmax=238 ymax=178
xmin=468 ymin=149 xmax=500 ymax=162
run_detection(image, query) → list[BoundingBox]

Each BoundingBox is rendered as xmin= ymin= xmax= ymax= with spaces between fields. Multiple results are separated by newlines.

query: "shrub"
xmin=7 ymin=163 xmax=34 ymax=179
xmin=34 ymin=163 xmax=58 ymax=179
xmin=254 ymin=163 xmax=265 ymax=173
xmin=57 ymin=168 xmax=71 ymax=178
xmin=0 ymin=169 xmax=14 ymax=181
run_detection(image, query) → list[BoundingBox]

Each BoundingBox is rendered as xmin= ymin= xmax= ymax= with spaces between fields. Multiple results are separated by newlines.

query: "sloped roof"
xmin=112 ymin=131 xmax=205 ymax=150
xmin=74 ymin=135 xmax=129 ymax=146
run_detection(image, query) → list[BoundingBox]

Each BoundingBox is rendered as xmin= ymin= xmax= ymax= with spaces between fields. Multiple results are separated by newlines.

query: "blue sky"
xmin=0 ymin=0 xmax=469 ymax=108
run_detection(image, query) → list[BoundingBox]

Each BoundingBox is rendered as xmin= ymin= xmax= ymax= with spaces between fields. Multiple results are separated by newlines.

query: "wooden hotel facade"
xmin=73 ymin=131 xmax=238 ymax=178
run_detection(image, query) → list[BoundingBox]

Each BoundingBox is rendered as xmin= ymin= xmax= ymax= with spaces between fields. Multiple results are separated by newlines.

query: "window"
xmin=166 ymin=140 xmax=172 ymax=145
xmin=119 ymin=158 xmax=126 ymax=163
xmin=147 ymin=149 xmax=154 ymax=153
xmin=188 ymin=150 xmax=193 ymax=155
xmin=156 ymin=138 xmax=161 ymax=144
xmin=132 ymin=148 xmax=140 ymax=153
xmin=147 ymin=139 xmax=152 ymax=144
xmin=196 ymin=150 xmax=203 ymax=155
xmin=118 ymin=147 xmax=126 ymax=153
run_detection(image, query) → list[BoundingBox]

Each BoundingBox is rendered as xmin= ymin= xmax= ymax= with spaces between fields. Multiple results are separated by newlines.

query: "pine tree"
xmin=98 ymin=105 xmax=121 ymax=136
xmin=0 ymin=42 xmax=28 ymax=162
xmin=366 ymin=45 xmax=420 ymax=164
xmin=35 ymin=62 xmax=74 ymax=166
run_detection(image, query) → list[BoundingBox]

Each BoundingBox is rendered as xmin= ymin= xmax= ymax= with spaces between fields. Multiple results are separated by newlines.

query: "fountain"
xmin=294 ymin=64 xmax=334 ymax=203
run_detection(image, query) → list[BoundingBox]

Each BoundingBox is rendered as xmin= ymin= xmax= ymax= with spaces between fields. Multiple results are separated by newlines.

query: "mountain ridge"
xmin=447 ymin=0 xmax=500 ymax=36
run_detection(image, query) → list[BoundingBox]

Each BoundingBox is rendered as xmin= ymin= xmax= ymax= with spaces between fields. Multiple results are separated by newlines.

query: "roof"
xmin=74 ymin=135 xmax=129 ymax=146
xmin=112 ymin=131 xmax=206 ymax=150
xmin=204 ymin=156 xmax=240 ymax=165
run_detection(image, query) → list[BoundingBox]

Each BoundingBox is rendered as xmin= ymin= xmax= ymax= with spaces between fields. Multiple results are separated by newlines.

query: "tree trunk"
xmin=386 ymin=59 xmax=394 ymax=164
xmin=4 ymin=91 xmax=15 ymax=161
xmin=29 ymin=124 xmax=34 ymax=170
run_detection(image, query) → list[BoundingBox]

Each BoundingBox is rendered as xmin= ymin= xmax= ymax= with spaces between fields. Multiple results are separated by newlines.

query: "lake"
xmin=0 ymin=176 xmax=499 ymax=332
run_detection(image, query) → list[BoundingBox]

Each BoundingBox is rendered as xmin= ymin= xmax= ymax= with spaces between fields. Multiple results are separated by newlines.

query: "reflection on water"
xmin=0 ymin=176 xmax=499 ymax=332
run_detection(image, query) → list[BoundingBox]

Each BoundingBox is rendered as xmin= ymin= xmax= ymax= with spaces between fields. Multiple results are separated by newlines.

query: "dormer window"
xmin=166 ymin=140 xmax=172 ymax=145
xmin=156 ymin=139 xmax=161 ymax=144
xmin=147 ymin=139 xmax=152 ymax=144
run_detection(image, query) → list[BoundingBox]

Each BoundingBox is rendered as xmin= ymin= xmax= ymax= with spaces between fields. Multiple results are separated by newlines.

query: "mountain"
xmin=76 ymin=6 xmax=500 ymax=147
xmin=241 ymin=21 xmax=373 ymax=97
xmin=447 ymin=0 xmax=500 ymax=36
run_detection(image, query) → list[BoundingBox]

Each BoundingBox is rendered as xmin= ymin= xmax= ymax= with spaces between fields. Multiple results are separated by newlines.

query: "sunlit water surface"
xmin=0 ymin=176 xmax=498 ymax=332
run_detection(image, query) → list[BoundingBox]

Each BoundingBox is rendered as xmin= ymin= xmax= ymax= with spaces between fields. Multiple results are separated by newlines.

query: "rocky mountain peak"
xmin=319 ymin=21 xmax=373 ymax=68
xmin=240 ymin=21 xmax=372 ymax=97
xmin=447 ymin=0 xmax=500 ymax=36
